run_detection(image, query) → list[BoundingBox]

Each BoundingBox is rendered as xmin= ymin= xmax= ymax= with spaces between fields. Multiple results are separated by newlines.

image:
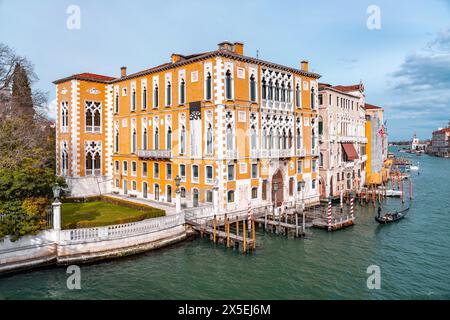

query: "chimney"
xmin=301 ymin=60 xmax=309 ymax=72
xmin=171 ymin=54 xmax=183 ymax=64
xmin=234 ymin=42 xmax=244 ymax=55
xmin=120 ymin=66 xmax=127 ymax=77
xmin=218 ymin=41 xmax=234 ymax=52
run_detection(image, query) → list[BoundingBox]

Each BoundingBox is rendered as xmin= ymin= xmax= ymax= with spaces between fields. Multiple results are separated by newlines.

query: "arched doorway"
xmin=271 ymin=169 xmax=284 ymax=207
xmin=143 ymin=182 xmax=148 ymax=199
xmin=167 ymin=185 xmax=172 ymax=203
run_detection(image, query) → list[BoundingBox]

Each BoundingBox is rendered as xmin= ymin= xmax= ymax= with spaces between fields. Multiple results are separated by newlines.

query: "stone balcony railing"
xmin=137 ymin=149 xmax=171 ymax=159
xmin=296 ymin=149 xmax=306 ymax=157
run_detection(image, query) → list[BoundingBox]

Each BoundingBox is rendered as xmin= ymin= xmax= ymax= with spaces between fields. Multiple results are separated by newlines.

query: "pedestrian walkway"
xmin=105 ymin=194 xmax=178 ymax=215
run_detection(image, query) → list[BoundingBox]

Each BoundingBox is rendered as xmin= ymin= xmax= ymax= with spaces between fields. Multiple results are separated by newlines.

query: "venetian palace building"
xmin=317 ymin=83 xmax=367 ymax=199
xmin=54 ymin=41 xmax=321 ymax=212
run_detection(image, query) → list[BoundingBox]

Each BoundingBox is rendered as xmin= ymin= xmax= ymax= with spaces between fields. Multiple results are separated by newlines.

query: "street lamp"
xmin=175 ymin=175 xmax=181 ymax=193
xmin=52 ymin=183 xmax=62 ymax=202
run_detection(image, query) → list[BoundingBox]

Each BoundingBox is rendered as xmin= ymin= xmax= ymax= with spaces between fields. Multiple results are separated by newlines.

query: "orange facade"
xmin=54 ymin=42 xmax=321 ymax=210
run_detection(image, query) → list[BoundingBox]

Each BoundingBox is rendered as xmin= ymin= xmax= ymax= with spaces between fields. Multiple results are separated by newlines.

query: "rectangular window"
xmin=206 ymin=190 xmax=213 ymax=203
xmin=115 ymin=160 xmax=120 ymax=173
xmin=131 ymin=161 xmax=137 ymax=176
xmin=132 ymin=180 xmax=137 ymax=191
xmin=180 ymin=164 xmax=186 ymax=181
xmin=142 ymin=162 xmax=148 ymax=177
xmin=251 ymin=163 xmax=258 ymax=178
xmin=312 ymin=159 xmax=317 ymax=172
xmin=228 ymin=164 xmax=235 ymax=181
xmin=123 ymin=161 xmax=128 ymax=175
xmin=239 ymin=163 xmax=247 ymax=174
xmin=297 ymin=160 xmax=302 ymax=174
xmin=192 ymin=165 xmax=199 ymax=183
xmin=166 ymin=163 xmax=172 ymax=180
xmin=154 ymin=163 xmax=159 ymax=179
xmin=318 ymin=94 xmax=323 ymax=105
xmin=205 ymin=166 xmax=213 ymax=184
xmin=115 ymin=179 xmax=119 ymax=188
xmin=251 ymin=187 xmax=258 ymax=199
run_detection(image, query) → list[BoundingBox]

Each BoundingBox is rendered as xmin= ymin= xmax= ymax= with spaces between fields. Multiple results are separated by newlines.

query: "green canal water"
xmin=1 ymin=147 xmax=449 ymax=299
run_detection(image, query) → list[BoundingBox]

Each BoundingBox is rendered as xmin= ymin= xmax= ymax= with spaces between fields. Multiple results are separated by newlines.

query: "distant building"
xmin=318 ymin=83 xmax=367 ymax=199
xmin=365 ymin=103 xmax=388 ymax=185
xmin=411 ymin=133 xmax=428 ymax=152
xmin=430 ymin=122 xmax=450 ymax=157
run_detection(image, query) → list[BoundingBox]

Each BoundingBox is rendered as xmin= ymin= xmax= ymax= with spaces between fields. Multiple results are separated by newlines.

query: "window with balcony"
xmin=205 ymin=165 xmax=213 ymax=184
xmin=226 ymin=124 xmax=233 ymax=150
xmin=251 ymin=126 xmax=257 ymax=150
xmin=85 ymin=101 xmax=101 ymax=133
xmin=166 ymin=127 xmax=172 ymax=150
xmin=154 ymin=127 xmax=159 ymax=150
xmin=227 ymin=164 xmax=235 ymax=181
xmin=142 ymin=127 xmax=148 ymax=150
xmin=287 ymin=83 xmax=292 ymax=103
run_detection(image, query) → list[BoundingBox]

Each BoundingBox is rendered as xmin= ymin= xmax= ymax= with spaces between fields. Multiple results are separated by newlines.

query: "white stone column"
xmin=52 ymin=200 xmax=61 ymax=231
xmin=213 ymin=186 xmax=219 ymax=216
xmin=175 ymin=188 xmax=181 ymax=213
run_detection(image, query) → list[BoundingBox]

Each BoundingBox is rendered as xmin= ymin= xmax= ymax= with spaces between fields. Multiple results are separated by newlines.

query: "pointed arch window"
xmin=61 ymin=102 xmax=69 ymax=132
xmin=142 ymin=86 xmax=147 ymax=110
xmin=250 ymin=74 xmax=256 ymax=102
xmin=225 ymin=70 xmax=233 ymax=100
xmin=142 ymin=127 xmax=148 ymax=150
xmin=180 ymin=125 xmax=186 ymax=154
xmin=251 ymin=125 xmax=257 ymax=150
xmin=131 ymin=128 xmax=137 ymax=153
xmin=166 ymin=127 xmax=172 ymax=150
xmin=226 ymin=124 xmax=233 ymax=150
xmin=261 ymin=77 xmax=267 ymax=100
xmin=268 ymin=80 xmax=273 ymax=100
xmin=153 ymin=84 xmax=159 ymax=108
xmin=296 ymin=128 xmax=302 ymax=150
xmin=311 ymin=87 xmax=315 ymax=109
xmin=274 ymin=81 xmax=279 ymax=101
xmin=115 ymin=92 xmax=119 ymax=113
xmin=179 ymin=79 xmax=186 ymax=104
xmin=287 ymin=83 xmax=292 ymax=103
xmin=206 ymin=123 xmax=213 ymax=155
xmin=166 ymin=81 xmax=172 ymax=106
xmin=115 ymin=129 xmax=119 ymax=153
xmin=268 ymin=128 xmax=273 ymax=149
xmin=205 ymin=72 xmax=212 ymax=100
xmin=295 ymin=83 xmax=301 ymax=108
xmin=131 ymin=87 xmax=136 ymax=111
xmin=288 ymin=130 xmax=293 ymax=149
xmin=85 ymin=101 xmax=101 ymax=133
xmin=281 ymin=82 xmax=286 ymax=102
xmin=154 ymin=127 xmax=159 ymax=150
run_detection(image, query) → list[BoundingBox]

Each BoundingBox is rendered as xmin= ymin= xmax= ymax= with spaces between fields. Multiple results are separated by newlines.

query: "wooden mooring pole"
xmin=213 ymin=215 xmax=217 ymax=244
xmin=243 ymin=220 xmax=247 ymax=253
xmin=226 ymin=216 xmax=230 ymax=248
xmin=252 ymin=220 xmax=256 ymax=250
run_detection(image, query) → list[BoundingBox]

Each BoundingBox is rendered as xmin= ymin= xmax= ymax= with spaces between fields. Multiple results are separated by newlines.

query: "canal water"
xmin=1 ymin=147 xmax=449 ymax=299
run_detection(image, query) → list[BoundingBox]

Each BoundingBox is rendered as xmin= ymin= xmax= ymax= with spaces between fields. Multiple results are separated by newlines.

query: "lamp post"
xmin=175 ymin=175 xmax=181 ymax=213
xmin=51 ymin=183 xmax=62 ymax=231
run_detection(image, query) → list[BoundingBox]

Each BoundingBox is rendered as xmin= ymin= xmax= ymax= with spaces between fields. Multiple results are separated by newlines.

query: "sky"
xmin=1 ymin=0 xmax=449 ymax=140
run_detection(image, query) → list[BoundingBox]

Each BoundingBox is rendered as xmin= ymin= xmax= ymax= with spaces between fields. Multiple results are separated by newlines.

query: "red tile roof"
xmin=53 ymin=72 xmax=115 ymax=84
xmin=364 ymin=103 xmax=382 ymax=110
xmin=433 ymin=127 xmax=450 ymax=135
xmin=332 ymin=84 xmax=363 ymax=92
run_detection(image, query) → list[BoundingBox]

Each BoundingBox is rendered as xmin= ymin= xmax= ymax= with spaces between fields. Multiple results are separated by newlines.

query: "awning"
xmin=342 ymin=143 xmax=359 ymax=161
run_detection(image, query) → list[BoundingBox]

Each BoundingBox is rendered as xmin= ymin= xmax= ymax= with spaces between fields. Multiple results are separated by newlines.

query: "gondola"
xmin=375 ymin=207 xmax=409 ymax=224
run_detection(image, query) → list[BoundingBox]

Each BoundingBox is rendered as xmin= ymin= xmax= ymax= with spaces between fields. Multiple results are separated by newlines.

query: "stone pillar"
xmin=52 ymin=200 xmax=61 ymax=231
xmin=175 ymin=188 xmax=181 ymax=213
xmin=213 ymin=186 xmax=219 ymax=216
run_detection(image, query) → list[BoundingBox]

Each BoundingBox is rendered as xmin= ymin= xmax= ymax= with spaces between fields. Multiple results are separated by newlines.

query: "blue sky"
xmin=1 ymin=0 xmax=449 ymax=140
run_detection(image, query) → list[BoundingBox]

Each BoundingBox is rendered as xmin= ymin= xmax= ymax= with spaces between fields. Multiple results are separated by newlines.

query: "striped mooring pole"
xmin=327 ymin=196 xmax=332 ymax=231
xmin=350 ymin=192 xmax=354 ymax=218
xmin=247 ymin=201 xmax=252 ymax=234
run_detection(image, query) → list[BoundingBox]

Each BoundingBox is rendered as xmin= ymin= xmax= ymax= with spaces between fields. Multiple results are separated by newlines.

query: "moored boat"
xmin=375 ymin=207 xmax=409 ymax=224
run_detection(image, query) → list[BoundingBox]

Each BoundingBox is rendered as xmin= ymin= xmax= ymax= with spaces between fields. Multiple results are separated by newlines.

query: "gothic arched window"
xmin=206 ymin=124 xmax=213 ymax=155
xmin=226 ymin=124 xmax=233 ymax=150
xmin=142 ymin=86 xmax=147 ymax=110
xmin=154 ymin=127 xmax=159 ymax=150
xmin=131 ymin=128 xmax=137 ymax=153
xmin=153 ymin=84 xmax=159 ymax=108
xmin=142 ymin=127 xmax=148 ymax=150
xmin=262 ymin=77 xmax=267 ymax=100
xmin=251 ymin=125 xmax=257 ymax=150
xmin=311 ymin=87 xmax=315 ymax=109
xmin=205 ymin=72 xmax=212 ymax=100
xmin=295 ymin=83 xmax=301 ymax=108
xmin=225 ymin=70 xmax=233 ymax=100
xmin=166 ymin=127 xmax=172 ymax=150
xmin=131 ymin=88 xmax=136 ymax=111
xmin=166 ymin=81 xmax=172 ymax=106
xmin=180 ymin=79 xmax=186 ymax=104
xmin=180 ymin=125 xmax=186 ymax=154
xmin=115 ymin=129 xmax=119 ymax=153
xmin=250 ymin=74 xmax=256 ymax=102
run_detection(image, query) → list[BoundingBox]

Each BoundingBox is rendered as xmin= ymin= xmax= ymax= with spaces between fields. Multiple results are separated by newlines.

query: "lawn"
xmin=61 ymin=201 xmax=165 ymax=229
